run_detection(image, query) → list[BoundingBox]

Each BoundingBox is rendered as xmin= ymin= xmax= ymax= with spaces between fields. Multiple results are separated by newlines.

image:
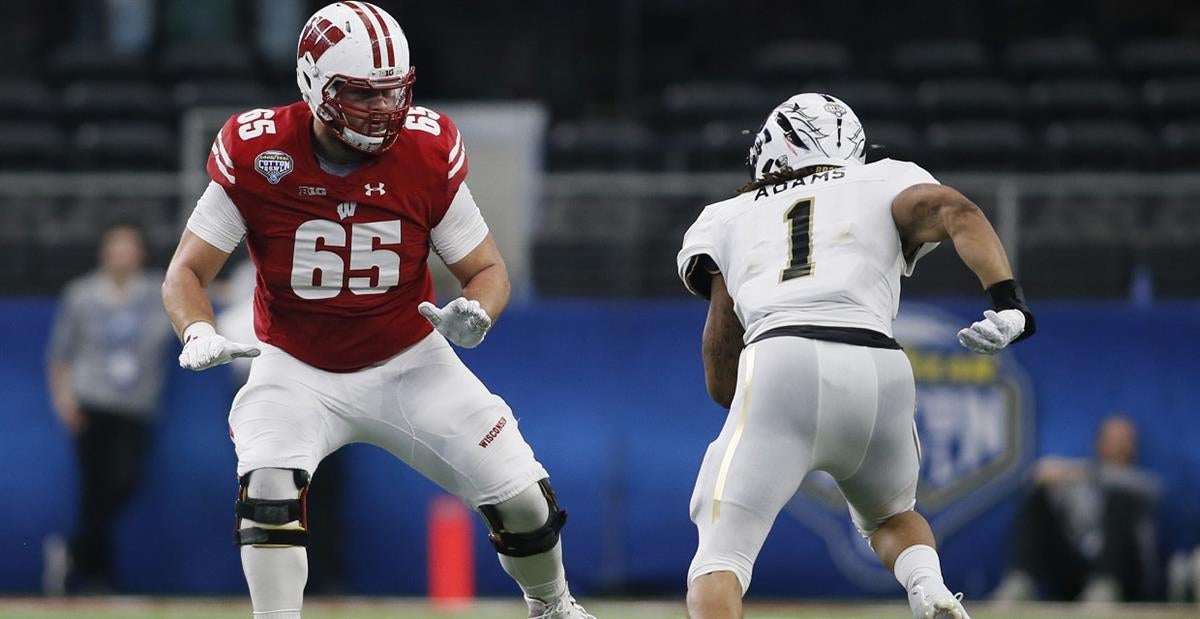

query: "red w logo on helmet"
xmin=298 ymin=17 xmax=346 ymax=63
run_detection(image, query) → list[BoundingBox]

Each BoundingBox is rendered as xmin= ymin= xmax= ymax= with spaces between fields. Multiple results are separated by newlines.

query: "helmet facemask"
xmin=317 ymin=68 xmax=415 ymax=154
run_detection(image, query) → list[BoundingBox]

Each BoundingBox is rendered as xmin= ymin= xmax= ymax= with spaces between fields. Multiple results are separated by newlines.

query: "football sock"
xmin=500 ymin=540 xmax=569 ymax=602
xmin=493 ymin=485 xmax=569 ymax=603
xmin=893 ymin=544 xmax=950 ymax=604
xmin=241 ymin=544 xmax=307 ymax=618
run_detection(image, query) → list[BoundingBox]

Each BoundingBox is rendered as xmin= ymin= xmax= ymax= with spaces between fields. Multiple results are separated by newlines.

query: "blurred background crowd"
xmin=1 ymin=0 xmax=1199 ymax=609
xmin=3 ymin=1 xmax=1200 ymax=296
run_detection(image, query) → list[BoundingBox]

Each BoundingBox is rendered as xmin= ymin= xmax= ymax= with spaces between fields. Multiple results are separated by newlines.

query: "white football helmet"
xmin=746 ymin=93 xmax=866 ymax=180
xmin=296 ymin=1 xmax=414 ymax=153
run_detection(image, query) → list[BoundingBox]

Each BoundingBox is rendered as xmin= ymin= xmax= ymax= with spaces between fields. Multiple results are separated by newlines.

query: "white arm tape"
xmin=186 ymin=181 xmax=247 ymax=253
xmin=431 ymin=183 xmax=489 ymax=264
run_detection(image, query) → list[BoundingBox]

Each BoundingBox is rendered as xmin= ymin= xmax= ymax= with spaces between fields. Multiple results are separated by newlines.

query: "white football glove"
xmin=418 ymin=297 xmax=492 ymax=349
xmin=957 ymin=309 xmax=1026 ymax=355
xmin=178 ymin=321 xmax=261 ymax=371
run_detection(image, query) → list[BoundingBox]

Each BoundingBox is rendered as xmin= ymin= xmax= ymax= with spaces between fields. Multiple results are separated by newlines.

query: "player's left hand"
xmin=418 ymin=297 xmax=492 ymax=348
xmin=957 ymin=309 xmax=1026 ymax=355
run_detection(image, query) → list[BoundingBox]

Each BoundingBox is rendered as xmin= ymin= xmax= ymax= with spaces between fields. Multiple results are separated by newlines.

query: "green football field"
xmin=0 ymin=598 xmax=1197 ymax=619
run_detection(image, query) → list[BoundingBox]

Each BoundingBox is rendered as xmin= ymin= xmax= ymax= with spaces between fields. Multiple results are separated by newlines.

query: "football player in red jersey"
xmin=161 ymin=3 xmax=593 ymax=618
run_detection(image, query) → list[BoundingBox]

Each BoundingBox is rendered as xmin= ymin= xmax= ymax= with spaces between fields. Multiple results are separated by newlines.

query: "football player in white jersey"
xmin=677 ymin=93 xmax=1036 ymax=619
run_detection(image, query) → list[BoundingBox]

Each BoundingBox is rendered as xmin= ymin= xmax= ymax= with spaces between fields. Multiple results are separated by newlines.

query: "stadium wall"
xmin=2 ymin=298 xmax=1197 ymax=599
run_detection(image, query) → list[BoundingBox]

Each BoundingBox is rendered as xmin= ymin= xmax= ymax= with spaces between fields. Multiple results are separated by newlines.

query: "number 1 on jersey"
xmin=781 ymin=198 xmax=815 ymax=281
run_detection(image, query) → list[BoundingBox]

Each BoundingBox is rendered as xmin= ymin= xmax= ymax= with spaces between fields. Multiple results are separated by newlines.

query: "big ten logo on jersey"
xmin=781 ymin=303 xmax=1035 ymax=592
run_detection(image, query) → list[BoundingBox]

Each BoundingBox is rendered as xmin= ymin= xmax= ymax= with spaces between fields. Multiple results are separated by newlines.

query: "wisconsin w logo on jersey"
xmin=336 ymin=201 xmax=357 ymax=221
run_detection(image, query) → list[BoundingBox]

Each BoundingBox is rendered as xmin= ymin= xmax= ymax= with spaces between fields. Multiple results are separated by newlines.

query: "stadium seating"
xmin=915 ymin=78 xmax=1025 ymax=120
xmin=0 ymin=79 xmax=55 ymax=122
xmin=1162 ymin=122 xmax=1200 ymax=169
xmin=659 ymin=81 xmax=773 ymax=126
xmin=48 ymin=46 xmax=149 ymax=83
xmin=891 ymin=39 xmax=991 ymax=79
xmin=750 ymin=41 xmax=853 ymax=81
xmin=6 ymin=34 xmax=1199 ymax=175
xmin=1043 ymin=121 xmax=1156 ymax=170
xmin=158 ymin=45 xmax=255 ymax=81
xmin=11 ymin=22 xmax=1200 ymax=299
xmin=863 ymin=122 xmax=923 ymax=163
xmin=0 ymin=123 xmax=65 ymax=170
xmin=171 ymin=79 xmax=269 ymax=109
xmin=1028 ymin=78 xmax=1134 ymax=119
xmin=547 ymin=119 xmax=659 ymax=171
xmin=62 ymin=80 xmax=173 ymax=124
xmin=1003 ymin=38 xmax=1105 ymax=78
xmin=1118 ymin=39 xmax=1200 ymax=78
xmin=1145 ymin=79 xmax=1200 ymax=120
xmin=72 ymin=122 xmax=177 ymax=170
xmin=926 ymin=121 xmax=1030 ymax=171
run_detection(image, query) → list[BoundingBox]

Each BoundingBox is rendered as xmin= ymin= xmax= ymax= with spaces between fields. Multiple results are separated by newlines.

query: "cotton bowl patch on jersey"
xmin=780 ymin=303 xmax=1035 ymax=593
xmin=255 ymin=150 xmax=295 ymax=184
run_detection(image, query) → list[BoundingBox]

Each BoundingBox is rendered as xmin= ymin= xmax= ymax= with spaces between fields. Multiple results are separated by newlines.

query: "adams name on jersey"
xmin=677 ymin=159 xmax=941 ymax=342
xmin=190 ymin=101 xmax=485 ymax=372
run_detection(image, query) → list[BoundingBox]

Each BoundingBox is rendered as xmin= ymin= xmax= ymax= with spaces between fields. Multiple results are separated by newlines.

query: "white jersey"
xmin=676 ymin=158 xmax=940 ymax=342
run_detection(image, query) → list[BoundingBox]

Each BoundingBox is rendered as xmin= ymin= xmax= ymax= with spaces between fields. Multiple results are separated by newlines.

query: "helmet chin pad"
xmin=338 ymin=125 xmax=389 ymax=153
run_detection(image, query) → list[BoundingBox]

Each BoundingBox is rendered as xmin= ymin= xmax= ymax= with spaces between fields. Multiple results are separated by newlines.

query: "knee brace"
xmin=479 ymin=478 xmax=567 ymax=558
xmin=234 ymin=468 xmax=310 ymax=547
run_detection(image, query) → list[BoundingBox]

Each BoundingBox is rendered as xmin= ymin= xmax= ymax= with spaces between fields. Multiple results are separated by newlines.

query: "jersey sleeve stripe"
xmin=447 ymin=145 xmax=466 ymax=179
xmin=215 ymin=132 xmax=234 ymax=169
xmin=448 ymin=130 xmax=463 ymax=163
xmin=359 ymin=2 xmax=395 ymax=68
xmin=211 ymin=144 xmax=236 ymax=184
xmin=345 ymin=1 xmax=383 ymax=68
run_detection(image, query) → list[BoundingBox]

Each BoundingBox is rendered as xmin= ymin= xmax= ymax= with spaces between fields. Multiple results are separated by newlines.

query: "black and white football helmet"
xmin=746 ymin=93 xmax=866 ymax=180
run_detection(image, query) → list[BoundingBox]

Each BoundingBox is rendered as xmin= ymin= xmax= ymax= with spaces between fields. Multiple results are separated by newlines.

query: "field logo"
xmin=781 ymin=303 xmax=1035 ymax=591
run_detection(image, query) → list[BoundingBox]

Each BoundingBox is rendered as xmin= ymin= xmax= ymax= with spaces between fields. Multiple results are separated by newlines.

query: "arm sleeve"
xmin=186 ymin=181 xmax=247 ymax=253
xmin=677 ymin=207 xmax=723 ymax=298
xmin=430 ymin=183 xmax=489 ymax=264
xmin=890 ymin=160 xmax=943 ymax=277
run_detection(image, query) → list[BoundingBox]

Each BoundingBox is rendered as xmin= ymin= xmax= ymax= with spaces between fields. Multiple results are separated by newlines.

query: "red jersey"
xmin=207 ymin=102 xmax=469 ymax=372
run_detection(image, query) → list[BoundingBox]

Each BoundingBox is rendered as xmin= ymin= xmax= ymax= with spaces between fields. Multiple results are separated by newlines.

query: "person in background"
xmin=43 ymin=221 xmax=175 ymax=594
xmin=993 ymin=414 xmax=1161 ymax=604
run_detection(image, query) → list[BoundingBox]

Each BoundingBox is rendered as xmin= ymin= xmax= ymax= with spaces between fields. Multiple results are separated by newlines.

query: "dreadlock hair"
xmin=737 ymin=164 xmax=842 ymax=194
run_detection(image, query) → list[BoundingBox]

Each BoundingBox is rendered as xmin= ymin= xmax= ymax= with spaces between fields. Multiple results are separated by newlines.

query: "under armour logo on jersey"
xmin=364 ymin=182 xmax=386 ymax=196
xmin=337 ymin=201 xmax=357 ymax=221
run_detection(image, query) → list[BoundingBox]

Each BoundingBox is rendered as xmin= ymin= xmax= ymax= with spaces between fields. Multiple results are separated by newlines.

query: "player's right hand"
xmin=956 ymin=309 xmax=1026 ymax=355
xmin=178 ymin=321 xmax=261 ymax=371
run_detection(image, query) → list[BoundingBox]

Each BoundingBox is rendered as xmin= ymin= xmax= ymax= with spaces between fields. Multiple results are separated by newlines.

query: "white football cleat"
xmin=526 ymin=594 xmax=596 ymax=619
xmin=912 ymin=584 xmax=971 ymax=619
